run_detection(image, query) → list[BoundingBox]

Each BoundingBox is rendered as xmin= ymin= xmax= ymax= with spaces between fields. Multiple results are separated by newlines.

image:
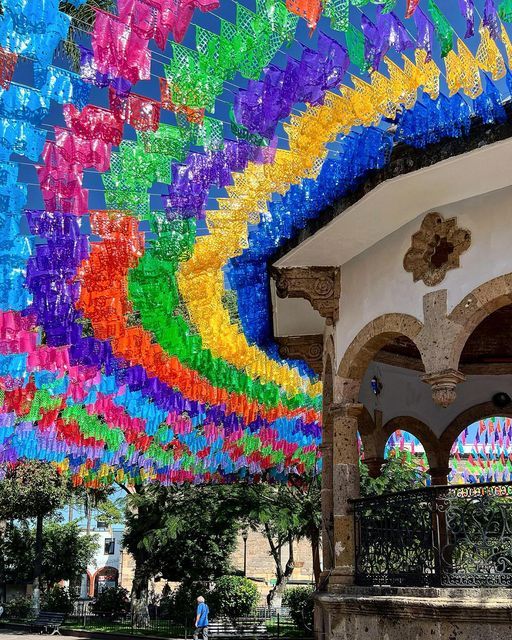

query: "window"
xmin=104 ymin=538 xmax=115 ymax=555
xmin=96 ymin=520 xmax=108 ymax=530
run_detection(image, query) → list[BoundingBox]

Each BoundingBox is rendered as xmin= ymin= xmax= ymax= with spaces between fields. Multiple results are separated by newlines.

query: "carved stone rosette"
xmin=404 ymin=212 xmax=471 ymax=286
xmin=270 ymin=266 xmax=340 ymax=324
xmin=276 ymin=334 xmax=323 ymax=375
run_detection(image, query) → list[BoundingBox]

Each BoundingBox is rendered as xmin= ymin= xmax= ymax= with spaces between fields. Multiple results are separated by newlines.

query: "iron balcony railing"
xmin=352 ymin=482 xmax=512 ymax=588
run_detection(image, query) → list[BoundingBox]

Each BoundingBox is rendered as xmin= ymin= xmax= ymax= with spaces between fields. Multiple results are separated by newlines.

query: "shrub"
xmin=209 ymin=576 xmax=259 ymax=620
xmin=42 ymin=585 xmax=76 ymax=614
xmin=283 ymin=587 xmax=314 ymax=631
xmin=91 ymin=586 xmax=130 ymax=618
xmin=4 ymin=595 xmax=33 ymax=620
xmin=171 ymin=581 xmax=209 ymax=623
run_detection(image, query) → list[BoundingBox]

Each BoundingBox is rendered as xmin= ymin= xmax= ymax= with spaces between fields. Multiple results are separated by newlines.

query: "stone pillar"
xmin=428 ymin=466 xmax=451 ymax=486
xmin=320 ymin=435 xmax=334 ymax=573
xmin=329 ymin=402 xmax=362 ymax=587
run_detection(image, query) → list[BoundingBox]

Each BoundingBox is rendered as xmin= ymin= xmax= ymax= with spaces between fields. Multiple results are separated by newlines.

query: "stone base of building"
xmin=314 ymin=586 xmax=512 ymax=640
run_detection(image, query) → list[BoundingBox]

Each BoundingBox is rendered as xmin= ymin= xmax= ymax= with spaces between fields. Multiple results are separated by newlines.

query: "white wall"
xmin=336 ymin=185 xmax=512 ymax=361
xmin=359 ymin=362 xmax=512 ymax=438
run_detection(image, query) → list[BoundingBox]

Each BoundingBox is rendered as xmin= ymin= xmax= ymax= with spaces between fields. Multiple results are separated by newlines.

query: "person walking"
xmin=193 ymin=596 xmax=209 ymax=640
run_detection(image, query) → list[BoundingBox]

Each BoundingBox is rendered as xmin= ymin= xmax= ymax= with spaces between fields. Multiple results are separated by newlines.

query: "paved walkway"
xmin=0 ymin=630 xmax=82 ymax=640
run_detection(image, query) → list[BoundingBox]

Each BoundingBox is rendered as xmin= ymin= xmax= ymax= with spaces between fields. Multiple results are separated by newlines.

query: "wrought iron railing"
xmin=352 ymin=482 xmax=512 ymax=588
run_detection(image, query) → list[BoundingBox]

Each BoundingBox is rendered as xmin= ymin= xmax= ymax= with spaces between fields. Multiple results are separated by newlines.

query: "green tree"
xmin=71 ymin=485 xmax=124 ymax=534
xmin=283 ymin=476 xmax=322 ymax=588
xmin=3 ymin=520 xmax=97 ymax=589
xmin=228 ymin=481 xmax=322 ymax=604
xmin=0 ymin=462 xmax=69 ymax=612
xmin=359 ymin=452 xmax=428 ymax=496
xmin=122 ymin=484 xmax=240 ymax=625
xmin=58 ymin=0 xmax=115 ymax=71
xmin=42 ymin=586 xmax=76 ymax=615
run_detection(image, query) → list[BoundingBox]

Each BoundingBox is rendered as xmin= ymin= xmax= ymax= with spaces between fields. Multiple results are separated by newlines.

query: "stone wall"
xmin=316 ymin=588 xmax=512 ymax=640
xmin=118 ymin=529 xmax=315 ymax=604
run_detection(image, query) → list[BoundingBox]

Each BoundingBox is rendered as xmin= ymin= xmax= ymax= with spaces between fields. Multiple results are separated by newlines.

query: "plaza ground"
xmin=0 ymin=632 xmax=82 ymax=640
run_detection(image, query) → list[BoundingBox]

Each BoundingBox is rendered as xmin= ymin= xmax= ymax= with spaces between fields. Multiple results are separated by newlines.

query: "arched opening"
xmin=449 ymin=416 xmax=512 ymax=484
xmin=94 ymin=566 xmax=119 ymax=597
xmin=458 ymin=303 xmax=512 ymax=375
xmin=358 ymin=428 xmax=429 ymax=493
xmin=385 ymin=430 xmax=429 ymax=476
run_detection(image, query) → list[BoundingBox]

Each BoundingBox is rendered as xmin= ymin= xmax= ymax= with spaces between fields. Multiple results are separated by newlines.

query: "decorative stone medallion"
xmin=403 ymin=212 xmax=471 ymax=286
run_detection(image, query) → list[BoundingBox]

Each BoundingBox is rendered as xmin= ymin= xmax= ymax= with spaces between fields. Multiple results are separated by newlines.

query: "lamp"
xmin=370 ymin=376 xmax=382 ymax=396
xmin=242 ymin=528 xmax=249 ymax=577
xmin=492 ymin=392 xmax=511 ymax=409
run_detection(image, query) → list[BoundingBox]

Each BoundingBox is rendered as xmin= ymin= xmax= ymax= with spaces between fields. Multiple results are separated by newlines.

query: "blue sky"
xmin=13 ymin=0 xmax=507 ymax=223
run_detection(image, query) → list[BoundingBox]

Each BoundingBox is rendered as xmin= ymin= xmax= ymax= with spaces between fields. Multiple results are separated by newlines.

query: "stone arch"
xmin=449 ymin=273 xmax=512 ymax=368
xmin=93 ymin=565 xmax=119 ymax=597
xmin=382 ymin=416 xmax=441 ymax=471
xmin=337 ymin=314 xmax=424 ymax=388
xmin=86 ymin=569 xmax=93 ymax=598
xmin=439 ymin=401 xmax=512 ymax=468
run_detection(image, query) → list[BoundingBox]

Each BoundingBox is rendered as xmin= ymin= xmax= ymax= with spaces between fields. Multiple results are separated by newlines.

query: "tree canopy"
xmin=0 ymin=462 xmax=69 ymax=520
xmin=123 ymin=484 xmax=240 ymax=585
xmin=2 ymin=520 xmax=97 ymax=589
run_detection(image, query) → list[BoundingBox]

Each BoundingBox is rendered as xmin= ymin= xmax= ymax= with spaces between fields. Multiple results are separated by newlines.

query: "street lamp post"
xmin=242 ymin=529 xmax=249 ymax=577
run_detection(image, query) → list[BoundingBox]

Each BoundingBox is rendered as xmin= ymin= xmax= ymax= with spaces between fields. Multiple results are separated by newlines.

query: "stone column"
xmin=320 ymin=434 xmax=334 ymax=574
xmin=428 ymin=466 xmax=451 ymax=486
xmin=329 ymin=402 xmax=362 ymax=587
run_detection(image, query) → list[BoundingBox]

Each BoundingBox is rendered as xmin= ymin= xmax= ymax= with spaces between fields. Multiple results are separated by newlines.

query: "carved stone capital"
xmin=276 ymin=334 xmax=323 ymax=375
xmin=427 ymin=466 xmax=452 ymax=486
xmin=421 ymin=368 xmax=466 ymax=407
xmin=329 ymin=402 xmax=364 ymax=419
xmin=271 ymin=266 xmax=340 ymax=324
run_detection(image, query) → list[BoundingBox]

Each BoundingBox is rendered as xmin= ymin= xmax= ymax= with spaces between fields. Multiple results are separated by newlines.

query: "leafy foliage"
xmin=360 ymin=452 xmax=429 ymax=497
xmin=0 ymin=462 xmax=68 ymax=520
xmin=229 ymin=477 xmax=321 ymax=597
xmin=42 ymin=585 xmax=76 ymax=614
xmin=209 ymin=576 xmax=259 ymax=619
xmin=59 ymin=0 xmax=115 ymax=71
xmin=2 ymin=520 xmax=97 ymax=587
xmin=283 ymin=587 xmax=314 ymax=631
xmin=170 ymin=581 xmax=208 ymax=622
xmin=4 ymin=596 xmax=33 ymax=620
xmin=123 ymin=485 xmax=240 ymax=585
xmin=91 ymin=586 xmax=130 ymax=618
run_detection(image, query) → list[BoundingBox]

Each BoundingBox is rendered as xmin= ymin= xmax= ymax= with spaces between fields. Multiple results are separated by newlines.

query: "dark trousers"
xmin=193 ymin=626 xmax=208 ymax=640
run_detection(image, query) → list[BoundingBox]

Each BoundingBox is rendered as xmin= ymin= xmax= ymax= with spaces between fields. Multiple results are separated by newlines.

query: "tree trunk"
xmin=85 ymin=493 xmax=92 ymax=536
xmin=267 ymin=532 xmax=294 ymax=608
xmin=131 ymin=566 xmax=150 ymax=627
xmin=0 ymin=520 xmax=6 ymax=603
xmin=310 ymin=528 xmax=321 ymax=588
xmin=32 ymin=514 xmax=43 ymax=614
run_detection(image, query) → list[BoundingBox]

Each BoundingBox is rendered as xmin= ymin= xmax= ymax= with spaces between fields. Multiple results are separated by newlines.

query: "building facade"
xmin=78 ymin=523 xmax=125 ymax=599
xmin=78 ymin=524 xmax=314 ymax=605
xmin=271 ymin=131 xmax=512 ymax=639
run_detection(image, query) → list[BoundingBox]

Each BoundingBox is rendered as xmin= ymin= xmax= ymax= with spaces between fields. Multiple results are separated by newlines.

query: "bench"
xmin=208 ymin=617 xmax=267 ymax=638
xmin=31 ymin=611 xmax=66 ymax=635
